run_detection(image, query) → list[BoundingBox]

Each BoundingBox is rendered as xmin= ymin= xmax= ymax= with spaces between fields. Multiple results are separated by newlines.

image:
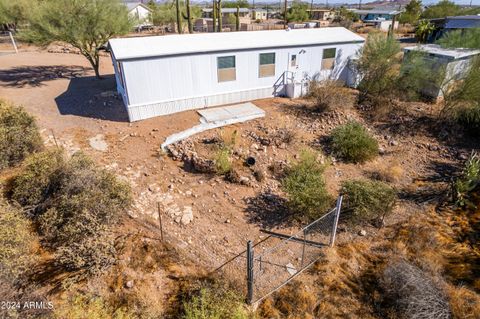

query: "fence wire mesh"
xmin=213 ymin=197 xmax=342 ymax=304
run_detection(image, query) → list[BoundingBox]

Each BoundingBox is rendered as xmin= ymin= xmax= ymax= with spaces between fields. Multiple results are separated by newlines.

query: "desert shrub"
xmin=331 ymin=121 xmax=378 ymax=163
xmin=453 ymin=152 xmax=480 ymax=207
xmin=214 ymin=147 xmax=232 ymax=175
xmin=0 ymin=100 xmax=42 ymax=170
xmin=11 ymin=150 xmax=132 ymax=280
xmin=371 ymin=162 xmax=404 ymax=183
xmin=307 ymin=79 xmax=354 ymax=113
xmin=381 ymin=260 xmax=451 ymax=319
xmin=282 ymin=149 xmax=333 ymax=220
xmin=341 ymin=179 xmax=396 ymax=225
xmin=11 ymin=149 xmax=65 ymax=207
xmin=0 ymin=199 xmax=37 ymax=284
xmin=274 ymin=127 xmax=296 ymax=145
xmin=182 ymin=281 xmax=248 ymax=319
xmin=54 ymin=293 xmax=134 ymax=319
xmin=454 ymin=104 xmax=480 ymax=135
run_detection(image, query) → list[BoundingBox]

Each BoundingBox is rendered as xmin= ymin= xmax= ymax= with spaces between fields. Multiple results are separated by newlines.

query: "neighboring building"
xmin=306 ymin=9 xmax=334 ymax=21
xmin=125 ymin=2 xmax=152 ymax=29
xmin=252 ymin=9 xmax=268 ymax=21
xmin=428 ymin=15 xmax=480 ymax=42
xmin=403 ymin=44 xmax=480 ymax=98
xmin=108 ymin=28 xmax=365 ymax=121
xmin=350 ymin=8 xmax=401 ymax=31
xmin=202 ymin=8 xmax=250 ymax=20
xmin=351 ymin=9 xmax=401 ymax=22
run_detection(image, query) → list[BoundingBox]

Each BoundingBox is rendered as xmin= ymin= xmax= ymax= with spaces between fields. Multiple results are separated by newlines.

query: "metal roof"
xmin=203 ymin=8 xmax=250 ymax=13
xmin=109 ymin=27 xmax=365 ymax=61
xmin=125 ymin=2 xmax=151 ymax=12
xmin=351 ymin=9 xmax=401 ymax=15
xmin=445 ymin=15 xmax=480 ymax=29
xmin=404 ymin=44 xmax=480 ymax=60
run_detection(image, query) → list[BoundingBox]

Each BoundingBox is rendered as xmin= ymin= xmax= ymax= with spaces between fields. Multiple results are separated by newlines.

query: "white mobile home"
xmin=108 ymin=28 xmax=365 ymax=121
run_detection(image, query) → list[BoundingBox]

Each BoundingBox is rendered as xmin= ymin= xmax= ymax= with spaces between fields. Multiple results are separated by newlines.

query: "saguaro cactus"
xmin=217 ymin=0 xmax=222 ymax=32
xmin=212 ymin=0 xmax=217 ymax=32
xmin=183 ymin=0 xmax=193 ymax=33
xmin=176 ymin=0 xmax=182 ymax=33
xmin=235 ymin=6 xmax=240 ymax=31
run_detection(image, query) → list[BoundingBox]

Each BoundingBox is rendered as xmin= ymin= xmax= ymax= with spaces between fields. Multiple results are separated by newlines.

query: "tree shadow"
xmin=55 ymin=74 xmax=130 ymax=122
xmin=0 ymin=65 xmax=89 ymax=87
xmin=244 ymin=192 xmax=294 ymax=229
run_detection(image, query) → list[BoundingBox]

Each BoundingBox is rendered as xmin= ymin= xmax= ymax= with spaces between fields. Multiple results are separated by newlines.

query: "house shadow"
xmin=55 ymin=74 xmax=129 ymax=122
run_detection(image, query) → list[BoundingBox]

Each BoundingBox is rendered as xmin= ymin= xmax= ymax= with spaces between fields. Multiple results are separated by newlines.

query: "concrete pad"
xmin=197 ymin=102 xmax=265 ymax=123
xmin=89 ymin=134 xmax=108 ymax=152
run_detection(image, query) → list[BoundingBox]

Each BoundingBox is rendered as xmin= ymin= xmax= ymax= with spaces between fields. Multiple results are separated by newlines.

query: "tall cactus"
xmin=212 ymin=0 xmax=217 ymax=32
xmin=182 ymin=0 xmax=193 ymax=33
xmin=217 ymin=0 xmax=222 ymax=32
xmin=176 ymin=0 xmax=182 ymax=34
xmin=235 ymin=6 xmax=240 ymax=31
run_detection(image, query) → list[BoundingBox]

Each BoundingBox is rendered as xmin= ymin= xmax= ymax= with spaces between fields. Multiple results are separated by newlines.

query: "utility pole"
xmin=284 ymin=0 xmax=287 ymax=29
xmin=358 ymin=0 xmax=362 ymax=10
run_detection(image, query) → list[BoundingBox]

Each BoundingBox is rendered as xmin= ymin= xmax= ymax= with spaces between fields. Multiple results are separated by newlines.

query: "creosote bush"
xmin=282 ymin=149 xmax=333 ymax=220
xmin=308 ymin=79 xmax=354 ymax=113
xmin=341 ymin=179 xmax=396 ymax=225
xmin=0 ymin=100 xmax=42 ymax=170
xmin=331 ymin=121 xmax=378 ymax=163
xmin=11 ymin=149 xmax=132 ymax=280
xmin=182 ymin=281 xmax=248 ymax=319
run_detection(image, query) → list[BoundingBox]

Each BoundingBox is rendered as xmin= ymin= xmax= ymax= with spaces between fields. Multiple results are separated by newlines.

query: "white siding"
xmin=118 ymin=42 xmax=362 ymax=121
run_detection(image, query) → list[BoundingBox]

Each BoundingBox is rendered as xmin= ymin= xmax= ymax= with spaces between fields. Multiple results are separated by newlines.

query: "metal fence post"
xmin=246 ymin=240 xmax=254 ymax=304
xmin=329 ymin=195 xmax=343 ymax=247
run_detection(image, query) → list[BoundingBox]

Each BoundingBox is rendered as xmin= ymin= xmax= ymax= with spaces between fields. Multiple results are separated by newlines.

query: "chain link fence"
xmin=213 ymin=196 xmax=342 ymax=304
xmin=0 ymin=31 xmax=18 ymax=55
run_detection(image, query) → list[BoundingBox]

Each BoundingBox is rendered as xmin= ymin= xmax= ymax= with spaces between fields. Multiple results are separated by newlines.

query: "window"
xmin=322 ymin=48 xmax=336 ymax=70
xmin=291 ymin=54 xmax=297 ymax=67
xmin=217 ymin=56 xmax=236 ymax=82
xmin=259 ymin=53 xmax=275 ymax=78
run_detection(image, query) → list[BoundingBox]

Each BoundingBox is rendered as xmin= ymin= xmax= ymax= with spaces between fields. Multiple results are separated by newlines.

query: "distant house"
xmin=108 ymin=28 xmax=365 ymax=121
xmin=202 ymin=8 xmax=250 ymax=23
xmin=428 ymin=15 xmax=480 ymax=42
xmin=125 ymin=2 xmax=152 ymax=29
xmin=251 ymin=9 xmax=268 ymax=21
xmin=351 ymin=8 xmax=401 ymax=31
xmin=403 ymin=44 xmax=480 ymax=98
xmin=306 ymin=9 xmax=334 ymax=21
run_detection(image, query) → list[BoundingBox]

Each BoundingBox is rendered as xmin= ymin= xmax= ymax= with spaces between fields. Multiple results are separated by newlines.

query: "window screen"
xmin=291 ymin=54 xmax=297 ymax=67
xmin=217 ymin=56 xmax=236 ymax=82
xmin=322 ymin=48 xmax=336 ymax=70
xmin=259 ymin=53 xmax=275 ymax=77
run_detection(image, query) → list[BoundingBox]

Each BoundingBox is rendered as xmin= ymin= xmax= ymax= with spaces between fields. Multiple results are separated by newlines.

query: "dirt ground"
xmin=1 ymin=48 xmax=478 ymax=314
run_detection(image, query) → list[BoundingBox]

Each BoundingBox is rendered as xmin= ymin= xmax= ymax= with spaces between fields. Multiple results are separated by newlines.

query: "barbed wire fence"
xmin=212 ymin=196 xmax=343 ymax=305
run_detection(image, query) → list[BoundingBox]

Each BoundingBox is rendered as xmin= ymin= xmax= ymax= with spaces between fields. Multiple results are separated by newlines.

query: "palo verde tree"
xmin=285 ymin=0 xmax=309 ymax=23
xmin=0 ymin=0 xmax=30 ymax=31
xmin=24 ymin=0 xmax=132 ymax=79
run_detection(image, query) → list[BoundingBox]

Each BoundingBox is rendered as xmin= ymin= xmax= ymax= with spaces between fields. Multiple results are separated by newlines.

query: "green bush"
xmin=282 ymin=149 xmax=333 ymax=220
xmin=0 ymin=199 xmax=37 ymax=284
xmin=11 ymin=150 xmax=132 ymax=280
xmin=341 ymin=179 xmax=396 ymax=225
xmin=0 ymin=100 xmax=42 ymax=170
xmin=331 ymin=121 xmax=379 ymax=163
xmin=453 ymin=152 xmax=480 ymax=207
xmin=214 ymin=147 xmax=232 ymax=175
xmin=183 ymin=282 xmax=248 ymax=319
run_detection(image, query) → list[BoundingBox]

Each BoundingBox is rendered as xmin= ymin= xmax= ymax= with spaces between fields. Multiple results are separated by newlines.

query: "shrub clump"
xmin=341 ymin=179 xmax=396 ymax=225
xmin=453 ymin=152 xmax=480 ymax=207
xmin=308 ymin=79 xmax=355 ymax=113
xmin=331 ymin=121 xmax=379 ymax=163
xmin=0 ymin=199 xmax=37 ymax=284
xmin=0 ymin=100 xmax=42 ymax=170
xmin=183 ymin=281 xmax=248 ymax=319
xmin=11 ymin=150 xmax=132 ymax=280
xmin=214 ymin=147 xmax=232 ymax=175
xmin=381 ymin=260 xmax=451 ymax=319
xmin=282 ymin=149 xmax=333 ymax=220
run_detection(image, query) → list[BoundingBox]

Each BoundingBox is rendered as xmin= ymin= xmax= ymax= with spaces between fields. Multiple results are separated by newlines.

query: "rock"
xmin=378 ymin=147 xmax=386 ymax=155
xmin=125 ymin=280 xmax=134 ymax=289
xmin=285 ymin=263 xmax=297 ymax=276
xmin=225 ymin=219 xmax=231 ymax=223
xmin=88 ymin=134 xmax=108 ymax=152
xmin=180 ymin=206 xmax=193 ymax=225
xmin=389 ymin=140 xmax=398 ymax=147
xmin=358 ymin=229 xmax=367 ymax=236
xmin=239 ymin=176 xmax=251 ymax=186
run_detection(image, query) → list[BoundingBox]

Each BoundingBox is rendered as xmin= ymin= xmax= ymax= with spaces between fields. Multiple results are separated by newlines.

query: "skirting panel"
xmin=126 ymin=87 xmax=275 ymax=121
